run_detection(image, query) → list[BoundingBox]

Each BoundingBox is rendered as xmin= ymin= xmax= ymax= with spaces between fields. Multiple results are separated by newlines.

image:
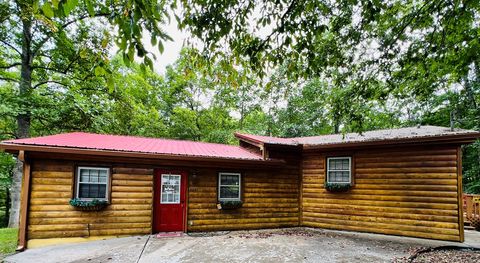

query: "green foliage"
xmin=69 ymin=198 xmax=108 ymax=207
xmin=463 ymin=142 xmax=480 ymax=194
xmin=180 ymin=0 xmax=480 ymax=133
xmin=0 ymin=228 xmax=17 ymax=257
xmin=325 ymin=183 xmax=352 ymax=193
xmin=19 ymin=0 xmax=169 ymax=67
xmin=0 ymin=0 xmax=175 ymax=144
xmin=0 ymin=153 xmax=14 ymax=226
xmin=417 ymin=78 xmax=479 ymax=193
xmin=466 ymin=180 xmax=480 ymax=194
xmin=258 ymin=75 xmax=403 ymax=138
xmin=3 ymin=0 xmax=479 ymax=226
xmin=218 ymin=200 xmax=243 ymax=210
xmin=240 ymin=110 xmax=270 ymax=135
xmin=1 ymin=0 xmax=480 ymax=200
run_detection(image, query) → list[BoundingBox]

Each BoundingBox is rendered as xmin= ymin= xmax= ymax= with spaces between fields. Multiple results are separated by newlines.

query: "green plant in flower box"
xmin=217 ymin=200 xmax=243 ymax=210
xmin=325 ymin=183 xmax=351 ymax=193
xmin=69 ymin=198 xmax=108 ymax=211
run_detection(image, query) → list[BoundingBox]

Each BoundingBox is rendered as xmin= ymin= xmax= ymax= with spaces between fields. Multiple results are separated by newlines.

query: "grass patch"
xmin=0 ymin=228 xmax=18 ymax=257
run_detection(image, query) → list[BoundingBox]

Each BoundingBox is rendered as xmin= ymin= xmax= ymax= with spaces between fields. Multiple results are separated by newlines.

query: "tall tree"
xmin=97 ymin=57 xmax=169 ymax=137
xmin=0 ymin=0 xmax=171 ymax=226
xmin=179 ymin=0 xmax=480 ymax=130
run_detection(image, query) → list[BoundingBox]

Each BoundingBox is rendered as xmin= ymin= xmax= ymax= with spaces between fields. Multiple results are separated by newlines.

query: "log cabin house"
xmin=1 ymin=125 xmax=479 ymax=250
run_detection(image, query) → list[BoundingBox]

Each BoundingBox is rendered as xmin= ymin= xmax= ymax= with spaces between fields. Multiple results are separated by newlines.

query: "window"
xmin=160 ymin=174 xmax=181 ymax=204
xmin=76 ymin=167 xmax=110 ymax=200
xmin=326 ymin=157 xmax=352 ymax=184
xmin=218 ymin=172 xmax=241 ymax=201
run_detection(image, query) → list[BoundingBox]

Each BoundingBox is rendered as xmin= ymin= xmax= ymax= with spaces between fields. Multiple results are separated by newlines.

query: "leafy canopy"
xmin=179 ymin=0 xmax=480 ymax=129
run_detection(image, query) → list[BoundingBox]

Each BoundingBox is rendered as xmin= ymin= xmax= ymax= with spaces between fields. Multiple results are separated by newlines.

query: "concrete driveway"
xmin=5 ymin=228 xmax=480 ymax=263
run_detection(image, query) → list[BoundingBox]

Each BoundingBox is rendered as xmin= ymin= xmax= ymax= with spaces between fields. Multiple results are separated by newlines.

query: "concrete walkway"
xmin=465 ymin=230 xmax=480 ymax=249
xmin=5 ymin=228 xmax=480 ymax=263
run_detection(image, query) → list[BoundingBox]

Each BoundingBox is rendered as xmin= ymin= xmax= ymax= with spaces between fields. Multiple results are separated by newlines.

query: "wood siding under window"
xmin=187 ymin=167 xmax=300 ymax=231
xmin=301 ymin=145 xmax=462 ymax=241
xmin=28 ymin=160 xmax=153 ymax=240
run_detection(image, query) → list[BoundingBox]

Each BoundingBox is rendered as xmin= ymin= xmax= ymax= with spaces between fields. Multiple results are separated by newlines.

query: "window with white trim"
xmin=326 ymin=157 xmax=352 ymax=184
xmin=160 ymin=174 xmax=181 ymax=204
xmin=76 ymin=167 xmax=110 ymax=200
xmin=218 ymin=172 xmax=241 ymax=201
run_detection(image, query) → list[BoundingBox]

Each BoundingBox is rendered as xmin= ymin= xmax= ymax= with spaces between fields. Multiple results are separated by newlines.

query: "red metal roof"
xmin=2 ymin=132 xmax=264 ymax=161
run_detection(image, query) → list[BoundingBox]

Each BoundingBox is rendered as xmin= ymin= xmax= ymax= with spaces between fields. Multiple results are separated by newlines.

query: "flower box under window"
xmin=69 ymin=198 xmax=108 ymax=211
xmin=217 ymin=200 xmax=243 ymax=210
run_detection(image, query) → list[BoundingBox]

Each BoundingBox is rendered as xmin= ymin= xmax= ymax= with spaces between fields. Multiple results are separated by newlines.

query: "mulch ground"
xmin=392 ymin=247 xmax=480 ymax=263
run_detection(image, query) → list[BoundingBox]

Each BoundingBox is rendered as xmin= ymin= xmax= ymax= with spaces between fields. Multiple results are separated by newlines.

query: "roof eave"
xmin=302 ymin=133 xmax=480 ymax=150
xmin=0 ymin=143 xmax=285 ymax=165
xmin=234 ymin=133 xmax=299 ymax=147
xmin=234 ymin=132 xmax=265 ymax=147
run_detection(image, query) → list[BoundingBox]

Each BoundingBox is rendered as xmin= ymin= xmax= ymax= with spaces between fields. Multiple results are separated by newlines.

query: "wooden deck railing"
xmin=464 ymin=194 xmax=480 ymax=224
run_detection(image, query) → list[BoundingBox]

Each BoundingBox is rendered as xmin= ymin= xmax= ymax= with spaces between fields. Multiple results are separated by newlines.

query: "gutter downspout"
xmin=16 ymin=150 xmax=31 ymax=251
xmin=457 ymin=147 xmax=464 ymax=242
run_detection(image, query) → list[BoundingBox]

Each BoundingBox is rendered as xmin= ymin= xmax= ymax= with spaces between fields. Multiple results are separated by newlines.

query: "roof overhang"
xmin=0 ymin=143 xmax=286 ymax=166
xmin=234 ymin=132 xmax=300 ymax=148
xmin=235 ymin=133 xmax=265 ymax=147
xmin=302 ymin=133 xmax=480 ymax=150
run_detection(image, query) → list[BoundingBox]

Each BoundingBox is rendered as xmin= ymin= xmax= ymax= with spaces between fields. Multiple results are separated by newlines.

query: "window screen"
xmin=218 ymin=173 xmax=241 ymax=201
xmin=77 ymin=167 xmax=109 ymax=200
xmin=327 ymin=157 xmax=351 ymax=183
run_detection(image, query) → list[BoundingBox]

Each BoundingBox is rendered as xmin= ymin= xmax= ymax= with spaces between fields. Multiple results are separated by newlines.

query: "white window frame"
xmin=326 ymin=157 xmax=352 ymax=184
xmin=218 ymin=172 xmax=241 ymax=201
xmin=76 ymin=166 xmax=110 ymax=201
xmin=160 ymin=174 xmax=181 ymax=204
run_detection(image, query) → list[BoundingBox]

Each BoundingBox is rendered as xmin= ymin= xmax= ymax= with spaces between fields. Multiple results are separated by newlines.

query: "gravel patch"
xmin=392 ymin=247 xmax=480 ymax=263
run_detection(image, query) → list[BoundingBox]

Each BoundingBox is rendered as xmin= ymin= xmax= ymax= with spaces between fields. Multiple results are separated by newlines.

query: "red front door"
xmin=153 ymin=170 xmax=187 ymax=232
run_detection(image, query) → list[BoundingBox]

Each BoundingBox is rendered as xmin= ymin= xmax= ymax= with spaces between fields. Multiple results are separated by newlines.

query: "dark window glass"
xmin=78 ymin=168 xmax=109 ymax=200
xmin=221 ymin=175 xmax=240 ymax=185
xmin=78 ymin=183 xmax=107 ymax=199
xmin=219 ymin=174 xmax=240 ymax=200
xmin=220 ymin=186 xmax=240 ymax=199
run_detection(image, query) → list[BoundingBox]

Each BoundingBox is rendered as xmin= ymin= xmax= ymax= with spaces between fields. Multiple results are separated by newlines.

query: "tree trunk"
xmin=333 ymin=122 xmax=340 ymax=134
xmin=8 ymin=159 xmax=23 ymax=228
xmin=333 ymin=112 xmax=340 ymax=134
xmin=239 ymin=102 xmax=245 ymax=130
xmin=9 ymin=11 xmax=32 ymax=228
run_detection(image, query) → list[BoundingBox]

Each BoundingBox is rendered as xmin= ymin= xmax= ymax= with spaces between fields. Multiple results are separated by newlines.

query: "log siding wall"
xmin=25 ymin=144 xmax=462 ymax=242
xmin=28 ymin=160 xmax=153 ymax=240
xmin=301 ymin=145 xmax=462 ymax=241
xmin=187 ymin=167 xmax=300 ymax=231
xmin=27 ymin=157 xmax=300 ymax=240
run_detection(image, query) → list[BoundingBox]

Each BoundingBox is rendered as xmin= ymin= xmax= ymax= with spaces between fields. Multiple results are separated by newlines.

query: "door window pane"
xmin=161 ymin=174 xmax=181 ymax=204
